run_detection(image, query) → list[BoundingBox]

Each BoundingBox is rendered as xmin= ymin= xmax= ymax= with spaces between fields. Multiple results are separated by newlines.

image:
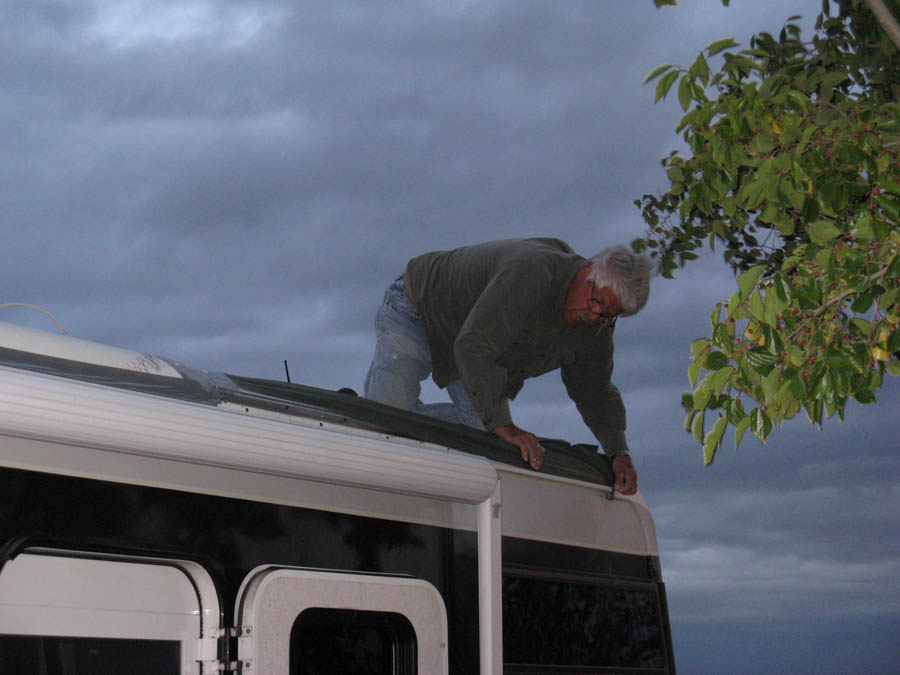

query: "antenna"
xmin=283 ymin=359 xmax=291 ymax=383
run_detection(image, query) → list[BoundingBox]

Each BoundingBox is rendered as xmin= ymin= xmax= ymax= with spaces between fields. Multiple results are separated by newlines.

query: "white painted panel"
xmin=498 ymin=467 xmax=658 ymax=556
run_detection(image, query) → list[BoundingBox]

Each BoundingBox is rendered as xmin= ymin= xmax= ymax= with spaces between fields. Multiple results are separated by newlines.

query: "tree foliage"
xmin=636 ymin=0 xmax=900 ymax=464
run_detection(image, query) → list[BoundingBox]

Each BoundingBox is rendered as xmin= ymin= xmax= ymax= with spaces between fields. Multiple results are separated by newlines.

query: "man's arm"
xmin=561 ymin=331 xmax=638 ymax=494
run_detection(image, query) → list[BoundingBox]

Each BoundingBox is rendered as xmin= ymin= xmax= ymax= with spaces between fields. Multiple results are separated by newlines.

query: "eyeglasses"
xmin=586 ymin=279 xmax=619 ymax=328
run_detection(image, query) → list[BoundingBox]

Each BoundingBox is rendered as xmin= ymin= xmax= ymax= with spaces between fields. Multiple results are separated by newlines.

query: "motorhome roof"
xmin=0 ymin=321 xmax=613 ymax=487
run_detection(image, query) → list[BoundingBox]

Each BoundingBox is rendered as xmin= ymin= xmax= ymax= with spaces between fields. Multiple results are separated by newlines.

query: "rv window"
xmin=503 ymin=574 xmax=667 ymax=673
xmin=290 ymin=608 xmax=416 ymax=675
xmin=0 ymin=635 xmax=179 ymax=674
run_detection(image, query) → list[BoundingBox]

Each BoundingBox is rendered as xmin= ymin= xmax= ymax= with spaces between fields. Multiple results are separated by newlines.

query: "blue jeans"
xmin=364 ymin=278 xmax=485 ymax=429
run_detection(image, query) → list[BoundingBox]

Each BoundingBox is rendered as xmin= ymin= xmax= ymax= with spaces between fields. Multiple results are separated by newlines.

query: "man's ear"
xmin=573 ymin=262 xmax=592 ymax=285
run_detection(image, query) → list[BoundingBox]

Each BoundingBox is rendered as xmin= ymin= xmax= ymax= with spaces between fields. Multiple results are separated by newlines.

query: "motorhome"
xmin=0 ymin=320 xmax=675 ymax=673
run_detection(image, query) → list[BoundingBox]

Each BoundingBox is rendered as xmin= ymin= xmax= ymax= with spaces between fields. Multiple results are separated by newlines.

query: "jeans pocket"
xmin=386 ymin=283 xmax=419 ymax=319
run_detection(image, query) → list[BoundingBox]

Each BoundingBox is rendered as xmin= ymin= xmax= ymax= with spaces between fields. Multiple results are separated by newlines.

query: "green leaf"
xmin=707 ymin=37 xmax=739 ymax=56
xmin=824 ymin=348 xmax=851 ymax=370
xmin=691 ymin=339 xmax=711 ymax=360
xmin=807 ymin=220 xmax=842 ymax=244
xmin=713 ymin=322 xmax=732 ymax=349
xmin=692 ymin=408 xmax=706 ymax=442
xmin=775 ymin=273 xmax=793 ymax=303
xmin=656 ymin=70 xmax=680 ymax=103
xmin=725 ymin=397 xmax=746 ymax=425
xmin=876 ymin=195 xmax=900 ymax=221
xmin=805 ymin=399 xmax=824 ymax=426
xmin=727 ymin=289 xmax=742 ymax=318
xmin=764 ymin=290 xmax=787 ymax=327
xmin=703 ymin=415 xmax=728 ymax=465
xmin=711 ymin=366 xmax=735 ymax=393
xmin=737 ymin=265 xmax=766 ymax=300
xmin=750 ymin=408 xmax=773 ymax=443
xmin=789 ymin=374 xmax=806 ymax=398
xmin=852 ymin=318 xmax=870 ymax=335
xmin=739 ymin=176 xmax=768 ymax=210
xmin=734 ymin=415 xmax=751 ymax=449
xmin=706 ymin=350 xmax=729 ymax=370
xmin=851 ymin=293 xmax=873 ymax=314
xmin=853 ymin=389 xmax=876 ymax=404
xmin=678 ymin=75 xmax=693 ymax=111
xmin=689 ymin=355 xmax=704 ymax=388
xmin=745 ymin=347 xmax=777 ymax=375
xmin=710 ymin=302 xmax=722 ymax=328
xmin=644 ymin=63 xmax=676 ymax=84
xmin=801 ymin=195 xmax=820 ymax=223
xmin=815 ymin=247 xmax=832 ymax=272
xmin=788 ymin=90 xmax=808 ymax=110
xmin=888 ymin=329 xmax=900 ymax=352
xmin=684 ymin=409 xmax=697 ymax=431
xmin=692 ymin=52 xmax=710 ymax=85
xmin=748 ymin=292 xmax=765 ymax=324
xmin=764 ymin=324 xmax=784 ymax=355
xmin=762 ymin=367 xmax=781 ymax=402
xmin=693 ymin=386 xmax=710 ymax=412
xmin=820 ymin=71 xmax=848 ymax=89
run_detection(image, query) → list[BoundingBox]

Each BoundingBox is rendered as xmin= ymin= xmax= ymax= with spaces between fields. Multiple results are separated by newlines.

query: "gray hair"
xmin=584 ymin=245 xmax=653 ymax=316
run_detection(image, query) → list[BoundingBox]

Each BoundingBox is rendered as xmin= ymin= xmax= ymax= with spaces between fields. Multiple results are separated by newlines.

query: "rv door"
xmin=0 ymin=549 xmax=222 ymax=674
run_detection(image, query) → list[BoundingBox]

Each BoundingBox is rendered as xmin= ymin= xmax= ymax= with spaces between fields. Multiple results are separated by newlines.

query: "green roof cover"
xmin=226 ymin=376 xmax=614 ymax=487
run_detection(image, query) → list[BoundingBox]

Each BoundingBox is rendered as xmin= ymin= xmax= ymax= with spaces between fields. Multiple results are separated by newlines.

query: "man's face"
xmin=563 ymin=280 xmax=623 ymax=327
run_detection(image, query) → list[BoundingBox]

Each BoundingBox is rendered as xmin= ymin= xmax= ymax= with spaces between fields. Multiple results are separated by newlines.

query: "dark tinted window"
xmin=503 ymin=574 xmax=667 ymax=672
xmin=290 ymin=608 xmax=417 ymax=675
xmin=0 ymin=635 xmax=179 ymax=674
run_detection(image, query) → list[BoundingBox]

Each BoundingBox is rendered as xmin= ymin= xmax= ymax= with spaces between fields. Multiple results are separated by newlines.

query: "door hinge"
xmin=197 ymin=627 xmax=240 ymax=673
xmin=236 ymin=625 xmax=254 ymax=672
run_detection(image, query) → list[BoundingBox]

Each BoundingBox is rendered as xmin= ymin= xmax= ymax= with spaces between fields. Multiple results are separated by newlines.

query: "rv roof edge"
xmin=0 ymin=364 xmax=499 ymax=504
xmin=0 ymin=320 xmax=616 ymax=488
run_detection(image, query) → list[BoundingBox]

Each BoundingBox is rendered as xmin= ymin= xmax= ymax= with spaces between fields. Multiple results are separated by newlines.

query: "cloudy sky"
xmin=2 ymin=0 xmax=898 ymax=672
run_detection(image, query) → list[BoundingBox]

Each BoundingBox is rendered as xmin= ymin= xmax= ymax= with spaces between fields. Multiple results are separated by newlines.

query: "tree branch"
xmin=814 ymin=263 xmax=891 ymax=317
xmin=863 ymin=0 xmax=900 ymax=51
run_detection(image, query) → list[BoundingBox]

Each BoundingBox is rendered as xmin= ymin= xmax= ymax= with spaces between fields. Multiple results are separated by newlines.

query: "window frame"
xmin=235 ymin=566 xmax=449 ymax=674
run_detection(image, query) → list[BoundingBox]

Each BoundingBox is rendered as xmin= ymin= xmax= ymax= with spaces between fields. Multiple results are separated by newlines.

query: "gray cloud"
xmin=2 ymin=1 xmax=895 ymax=673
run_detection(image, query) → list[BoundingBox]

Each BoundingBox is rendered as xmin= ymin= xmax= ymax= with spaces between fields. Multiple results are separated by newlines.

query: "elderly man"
xmin=364 ymin=238 xmax=652 ymax=495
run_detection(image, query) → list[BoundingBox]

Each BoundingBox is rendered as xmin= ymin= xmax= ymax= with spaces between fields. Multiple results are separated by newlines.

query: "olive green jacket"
xmin=405 ymin=238 xmax=628 ymax=456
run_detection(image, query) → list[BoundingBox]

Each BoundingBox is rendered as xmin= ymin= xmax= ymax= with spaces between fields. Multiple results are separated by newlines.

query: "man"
xmin=364 ymin=238 xmax=652 ymax=495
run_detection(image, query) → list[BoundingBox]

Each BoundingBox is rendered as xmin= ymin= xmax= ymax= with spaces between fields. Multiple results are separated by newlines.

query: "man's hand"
xmin=493 ymin=423 xmax=545 ymax=470
xmin=612 ymin=454 xmax=638 ymax=495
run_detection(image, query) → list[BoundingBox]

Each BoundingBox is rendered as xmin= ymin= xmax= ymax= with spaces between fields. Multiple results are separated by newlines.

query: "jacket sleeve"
xmin=560 ymin=328 xmax=630 ymax=456
xmin=453 ymin=263 xmax=550 ymax=430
